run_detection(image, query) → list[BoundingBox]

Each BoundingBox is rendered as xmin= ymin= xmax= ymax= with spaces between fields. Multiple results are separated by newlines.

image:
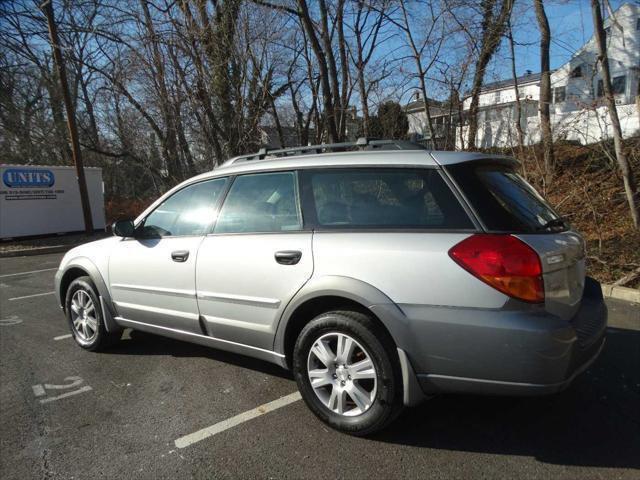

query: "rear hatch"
xmin=445 ymin=159 xmax=586 ymax=321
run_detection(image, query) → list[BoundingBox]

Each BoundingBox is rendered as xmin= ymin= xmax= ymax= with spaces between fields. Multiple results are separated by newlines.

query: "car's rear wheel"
xmin=293 ymin=310 xmax=403 ymax=435
xmin=65 ymin=276 xmax=121 ymax=351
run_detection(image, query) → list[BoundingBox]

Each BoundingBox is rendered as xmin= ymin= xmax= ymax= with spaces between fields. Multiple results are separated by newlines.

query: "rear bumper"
xmin=402 ymin=277 xmax=607 ymax=396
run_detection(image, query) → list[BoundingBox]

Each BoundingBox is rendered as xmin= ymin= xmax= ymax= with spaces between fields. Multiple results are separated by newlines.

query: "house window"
xmin=553 ymin=86 xmax=566 ymax=103
xmin=637 ymin=18 xmax=639 ymax=30
xmin=495 ymin=90 xmax=501 ymax=103
xmin=612 ymin=75 xmax=626 ymax=95
xmin=604 ymin=26 xmax=611 ymax=37
xmin=524 ymin=101 xmax=538 ymax=118
xmin=598 ymin=76 xmax=626 ymax=97
xmin=570 ymin=66 xmax=583 ymax=78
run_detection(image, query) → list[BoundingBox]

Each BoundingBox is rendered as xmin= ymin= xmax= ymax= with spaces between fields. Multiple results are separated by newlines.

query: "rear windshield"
xmin=447 ymin=162 xmax=567 ymax=233
xmin=303 ymin=168 xmax=473 ymax=229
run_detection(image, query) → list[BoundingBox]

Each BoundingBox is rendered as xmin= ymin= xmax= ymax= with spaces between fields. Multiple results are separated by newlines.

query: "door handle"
xmin=171 ymin=250 xmax=190 ymax=262
xmin=274 ymin=250 xmax=302 ymax=265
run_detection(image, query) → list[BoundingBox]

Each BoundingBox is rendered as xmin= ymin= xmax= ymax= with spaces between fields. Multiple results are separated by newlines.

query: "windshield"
xmin=447 ymin=162 xmax=567 ymax=233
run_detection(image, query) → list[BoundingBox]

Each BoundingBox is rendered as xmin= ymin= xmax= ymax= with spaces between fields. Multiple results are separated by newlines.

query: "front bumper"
xmin=404 ymin=277 xmax=607 ymax=396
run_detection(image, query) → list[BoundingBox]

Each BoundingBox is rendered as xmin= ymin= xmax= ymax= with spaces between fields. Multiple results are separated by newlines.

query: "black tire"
xmin=65 ymin=276 xmax=121 ymax=351
xmin=293 ymin=310 xmax=403 ymax=436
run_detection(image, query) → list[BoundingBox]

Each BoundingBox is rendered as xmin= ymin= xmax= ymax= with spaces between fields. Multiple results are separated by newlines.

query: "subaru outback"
xmin=54 ymin=139 xmax=607 ymax=435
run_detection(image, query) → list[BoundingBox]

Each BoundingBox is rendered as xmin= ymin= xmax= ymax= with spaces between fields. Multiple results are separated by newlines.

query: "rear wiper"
xmin=536 ymin=217 xmax=567 ymax=231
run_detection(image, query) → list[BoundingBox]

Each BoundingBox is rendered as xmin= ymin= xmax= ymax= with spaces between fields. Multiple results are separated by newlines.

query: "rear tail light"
xmin=448 ymin=234 xmax=544 ymax=303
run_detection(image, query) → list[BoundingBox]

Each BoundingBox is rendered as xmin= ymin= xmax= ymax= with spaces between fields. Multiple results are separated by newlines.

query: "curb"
xmin=602 ymin=284 xmax=640 ymax=303
xmin=0 ymin=244 xmax=78 ymax=258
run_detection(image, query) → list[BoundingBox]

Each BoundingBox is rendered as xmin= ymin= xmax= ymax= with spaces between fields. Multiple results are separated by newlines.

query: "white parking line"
xmin=174 ymin=391 xmax=302 ymax=449
xmin=54 ymin=334 xmax=72 ymax=341
xmin=39 ymin=386 xmax=93 ymax=404
xmin=0 ymin=268 xmax=57 ymax=278
xmin=9 ymin=291 xmax=55 ymax=301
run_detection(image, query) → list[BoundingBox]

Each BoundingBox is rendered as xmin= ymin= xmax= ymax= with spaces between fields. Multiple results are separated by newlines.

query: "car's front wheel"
xmin=65 ymin=276 xmax=121 ymax=351
xmin=293 ymin=310 xmax=403 ymax=435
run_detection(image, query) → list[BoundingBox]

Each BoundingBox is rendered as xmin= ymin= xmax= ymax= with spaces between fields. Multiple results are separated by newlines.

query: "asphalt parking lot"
xmin=1 ymin=252 xmax=639 ymax=479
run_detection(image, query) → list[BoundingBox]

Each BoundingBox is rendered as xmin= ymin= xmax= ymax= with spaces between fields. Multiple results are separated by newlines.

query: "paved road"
xmin=1 ymin=253 xmax=638 ymax=479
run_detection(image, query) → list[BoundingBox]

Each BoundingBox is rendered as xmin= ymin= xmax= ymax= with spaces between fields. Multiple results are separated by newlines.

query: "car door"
xmin=109 ymin=177 xmax=228 ymax=334
xmin=196 ymin=171 xmax=313 ymax=350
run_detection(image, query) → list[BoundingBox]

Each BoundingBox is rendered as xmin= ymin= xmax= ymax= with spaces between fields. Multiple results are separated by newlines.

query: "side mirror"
xmin=112 ymin=219 xmax=135 ymax=238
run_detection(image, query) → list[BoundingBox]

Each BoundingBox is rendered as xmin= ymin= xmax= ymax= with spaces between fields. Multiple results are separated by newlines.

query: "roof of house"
xmin=403 ymin=97 xmax=446 ymax=112
xmin=480 ymin=71 xmax=543 ymax=93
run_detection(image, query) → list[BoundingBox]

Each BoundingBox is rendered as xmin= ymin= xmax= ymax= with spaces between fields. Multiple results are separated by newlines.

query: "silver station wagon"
xmin=55 ymin=139 xmax=607 ymax=435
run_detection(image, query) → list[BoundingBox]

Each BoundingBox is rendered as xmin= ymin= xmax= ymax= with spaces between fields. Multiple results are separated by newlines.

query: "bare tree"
xmin=346 ymin=0 xmax=387 ymax=137
xmin=533 ymin=0 xmax=554 ymax=179
xmin=590 ymin=0 xmax=639 ymax=228
xmin=506 ymin=19 xmax=525 ymax=159
xmin=464 ymin=0 xmax=514 ymax=149
xmin=394 ymin=0 xmax=445 ymax=146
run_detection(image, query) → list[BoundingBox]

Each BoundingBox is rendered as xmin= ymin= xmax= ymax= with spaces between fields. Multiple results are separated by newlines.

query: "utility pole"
xmin=41 ymin=0 xmax=93 ymax=233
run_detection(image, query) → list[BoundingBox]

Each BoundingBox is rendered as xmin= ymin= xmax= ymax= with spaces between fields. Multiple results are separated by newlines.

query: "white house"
xmin=406 ymin=2 xmax=640 ymax=149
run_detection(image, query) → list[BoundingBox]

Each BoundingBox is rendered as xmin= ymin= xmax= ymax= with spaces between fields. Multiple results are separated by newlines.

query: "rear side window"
xmin=214 ymin=171 xmax=302 ymax=233
xmin=448 ymin=162 xmax=566 ymax=233
xmin=304 ymin=168 xmax=473 ymax=229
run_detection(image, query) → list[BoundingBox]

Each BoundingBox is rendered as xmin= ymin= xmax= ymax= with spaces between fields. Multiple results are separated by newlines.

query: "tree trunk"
xmin=46 ymin=72 xmax=72 ymax=163
xmin=269 ymin=93 xmax=286 ymax=148
xmin=534 ymin=0 xmax=555 ymax=180
xmin=507 ymin=21 xmax=525 ymax=160
xmin=140 ymin=0 xmax=181 ymax=181
xmin=178 ymin=1 xmax=224 ymax=165
xmin=636 ymin=75 xmax=640 ymax=118
xmin=467 ymin=0 xmax=514 ymax=149
xmin=357 ymin=69 xmax=370 ymax=137
xmin=591 ymin=0 xmax=639 ymax=228
xmin=297 ymin=0 xmax=339 ymax=142
xmin=336 ymin=0 xmax=349 ymax=139
xmin=419 ymin=76 xmax=436 ymax=148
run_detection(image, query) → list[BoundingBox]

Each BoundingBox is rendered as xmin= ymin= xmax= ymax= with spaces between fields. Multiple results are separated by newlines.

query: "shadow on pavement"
xmin=101 ymin=322 xmax=638 ymax=469
xmin=376 ymin=326 xmax=640 ymax=469
xmin=106 ymin=329 xmax=293 ymax=380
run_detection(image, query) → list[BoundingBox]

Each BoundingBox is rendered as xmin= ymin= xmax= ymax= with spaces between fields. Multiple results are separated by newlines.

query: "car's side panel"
xmin=196 ymin=232 xmax=313 ymax=350
xmin=272 ymin=274 xmax=409 ymax=353
xmin=311 ymin=232 xmax=509 ymax=308
xmin=108 ymin=236 xmax=205 ymax=334
xmin=113 ymin=316 xmax=287 ymax=366
xmin=55 ymin=255 xmax=120 ymax=333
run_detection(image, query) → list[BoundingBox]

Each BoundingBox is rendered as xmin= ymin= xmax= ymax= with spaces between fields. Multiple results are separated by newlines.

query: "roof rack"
xmin=224 ymin=137 xmax=426 ymax=165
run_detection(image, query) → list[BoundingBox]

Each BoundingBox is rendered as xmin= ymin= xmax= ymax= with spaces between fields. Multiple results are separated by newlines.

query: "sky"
xmin=500 ymin=0 xmax=631 ymax=80
xmin=388 ymin=0 xmax=634 ymax=103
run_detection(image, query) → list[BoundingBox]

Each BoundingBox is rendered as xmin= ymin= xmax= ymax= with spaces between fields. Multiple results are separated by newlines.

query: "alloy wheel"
xmin=70 ymin=290 xmax=98 ymax=343
xmin=307 ymin=332 xmax=377 ymax=417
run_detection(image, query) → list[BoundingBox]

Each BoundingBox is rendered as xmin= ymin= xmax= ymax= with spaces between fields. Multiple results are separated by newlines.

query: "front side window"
xmin=553 ymin=86 xmax=566 ymax=103
xmin=214 ymin=171 xmax=301 ymax=234
xmin=306 ymin=168 xmax=473 ymax=229
xmin=140 ymin=178 xmax=227 ymax=238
